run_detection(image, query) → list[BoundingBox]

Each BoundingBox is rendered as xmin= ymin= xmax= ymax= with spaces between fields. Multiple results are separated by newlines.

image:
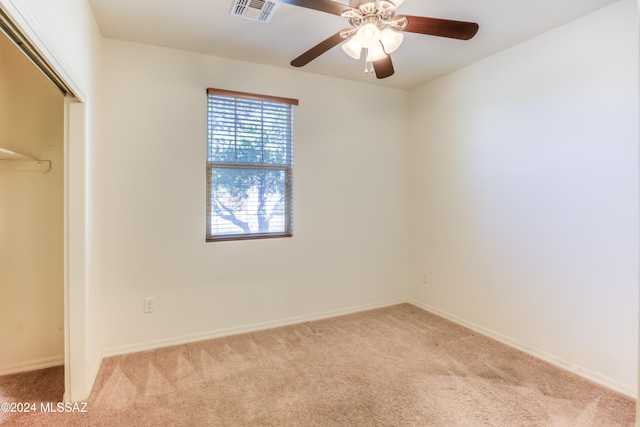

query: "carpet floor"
xmin=0 ymin=303 xmax=635 ymax=426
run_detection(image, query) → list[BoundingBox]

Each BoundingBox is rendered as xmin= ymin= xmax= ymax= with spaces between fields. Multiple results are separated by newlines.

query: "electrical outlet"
xmin=143 ymin=297 xmax=155 ymax=313
xmin=422 ymin=271 xmax=428 ymax=284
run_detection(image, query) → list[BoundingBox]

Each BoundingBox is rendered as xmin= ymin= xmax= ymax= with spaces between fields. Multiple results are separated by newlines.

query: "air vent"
xmin=230 ymin=0 xmax=279 ymax=23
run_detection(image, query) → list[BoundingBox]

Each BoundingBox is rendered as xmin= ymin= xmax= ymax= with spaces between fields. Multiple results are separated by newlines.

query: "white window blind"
xmin=206 ymin=88 xmax=297 ymax=241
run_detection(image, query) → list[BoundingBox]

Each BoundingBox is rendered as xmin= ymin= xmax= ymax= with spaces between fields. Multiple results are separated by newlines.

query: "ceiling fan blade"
xmin=399 ymin=16 xmax=479 ymax=40
xmin=291 ymin=30 xmax=347 ymax=67
xmin=373 ymin=55 xmax=394 ymax=79
xmin=278 ymin=0 xmax=351 ymax=16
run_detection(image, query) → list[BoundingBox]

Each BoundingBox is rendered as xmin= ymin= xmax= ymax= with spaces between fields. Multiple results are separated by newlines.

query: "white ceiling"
xmin=88 ymin=0 xmax=618 ymax=90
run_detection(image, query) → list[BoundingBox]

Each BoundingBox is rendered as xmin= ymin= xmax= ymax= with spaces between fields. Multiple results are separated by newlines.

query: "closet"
xmin=0 ymin=28 xmax=64 ymax=376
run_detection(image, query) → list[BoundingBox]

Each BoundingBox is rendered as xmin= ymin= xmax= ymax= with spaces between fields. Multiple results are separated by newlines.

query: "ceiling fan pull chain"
xmin=364 ymin=60 xmax=374 ymax=74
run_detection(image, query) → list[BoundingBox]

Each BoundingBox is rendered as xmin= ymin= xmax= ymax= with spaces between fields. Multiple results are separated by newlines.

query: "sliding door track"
xmin=0 ymin=8 xmax=74 ymax=97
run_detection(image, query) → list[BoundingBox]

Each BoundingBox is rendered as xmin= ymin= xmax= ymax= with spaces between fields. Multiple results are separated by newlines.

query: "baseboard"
xmin=0 ymin=356 xmax=64 ymax=376
xmin=103 ymin=298 xmax=406 ymax=358
xmin=409 ymin=299 xmax=637 ymax=399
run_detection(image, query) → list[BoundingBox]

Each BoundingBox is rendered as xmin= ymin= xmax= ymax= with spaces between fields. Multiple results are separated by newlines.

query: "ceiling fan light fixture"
xmin=366 ymin=43 xmax=387 ymax=62
xmin=356 ymin=23 xmax=380 ymax=49
xmin=341 ymin=37 xmax=363 ymax=59
xmin=380 ymin=28 xmax=403 ymax=54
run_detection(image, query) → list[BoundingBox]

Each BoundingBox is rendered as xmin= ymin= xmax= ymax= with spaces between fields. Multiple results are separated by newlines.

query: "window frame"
xmin=206 ymin=88 xmax=298 ymax=242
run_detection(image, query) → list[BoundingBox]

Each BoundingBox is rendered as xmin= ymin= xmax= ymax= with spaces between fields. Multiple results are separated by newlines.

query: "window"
xmin=206 ymin=88 xmax=297 ymax=241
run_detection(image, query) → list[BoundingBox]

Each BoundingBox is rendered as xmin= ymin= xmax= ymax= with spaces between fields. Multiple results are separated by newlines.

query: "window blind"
xmin=206 ymin=88 xmax=297 ymax=241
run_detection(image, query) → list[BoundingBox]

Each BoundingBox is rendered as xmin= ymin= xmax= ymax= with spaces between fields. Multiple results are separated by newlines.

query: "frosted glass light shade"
xmin=356 ymin=23 xmax=381 ymax=49
xmin=366 ymin=43 xmax=387 ymax=62
xmin=341 ymin=37 xmax=363 ymax=59
xmin=380 ymin=28 xmax=403 ymax=54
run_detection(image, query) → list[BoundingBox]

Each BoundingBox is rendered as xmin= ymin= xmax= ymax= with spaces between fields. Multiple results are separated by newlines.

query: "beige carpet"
xmin=1 ymin=304 xmax=635 ymax=426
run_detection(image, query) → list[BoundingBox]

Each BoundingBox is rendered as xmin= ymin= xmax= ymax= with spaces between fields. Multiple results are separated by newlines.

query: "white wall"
xmin=99 ymin=40 xmax=410 ymax=354
xmin=0 ymin=0 xmax=103 ymax=401
xmin=0 ymin=32 xmax=64 ymax=374
xmin=409 ymin=0 xmax=639 ymax=396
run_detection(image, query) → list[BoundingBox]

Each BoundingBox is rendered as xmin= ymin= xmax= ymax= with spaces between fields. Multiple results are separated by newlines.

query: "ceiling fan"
xmin=279 ymin=0 xmax=479 ymax=79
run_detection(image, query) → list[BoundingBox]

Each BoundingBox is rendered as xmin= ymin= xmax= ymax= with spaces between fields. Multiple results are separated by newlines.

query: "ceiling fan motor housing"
xmin=348 ymin=0 xmax=403 ymax=9
xmin=343 ymin=1 xmax=406 ymax=32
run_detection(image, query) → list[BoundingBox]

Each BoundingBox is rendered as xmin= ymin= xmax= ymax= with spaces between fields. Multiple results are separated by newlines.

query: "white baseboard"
xmin=103 ymin=298 xmax=406 ymax=358
xmin=0 ymin=356 xmax=64 ymax=376
xmin=409 ymin=299 xmax=637 ymax=399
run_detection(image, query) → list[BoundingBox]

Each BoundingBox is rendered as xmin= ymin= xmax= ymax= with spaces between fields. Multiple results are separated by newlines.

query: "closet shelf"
xmin=0 ymin=147 xmax=51 ymax=172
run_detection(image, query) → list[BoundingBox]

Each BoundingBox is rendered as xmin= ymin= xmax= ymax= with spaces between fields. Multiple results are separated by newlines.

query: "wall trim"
xmin=103 ymin=299 xmax=405 ymax=357
xmin=0 ymin=356 xmax=64 ymax=376
xmin=409 ymin=299 xmax=636 ymax=399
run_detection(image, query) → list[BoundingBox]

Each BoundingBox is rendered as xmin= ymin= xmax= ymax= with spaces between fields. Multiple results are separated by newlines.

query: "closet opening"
xmin=0 ymin=6 xmax=80 ymax=405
